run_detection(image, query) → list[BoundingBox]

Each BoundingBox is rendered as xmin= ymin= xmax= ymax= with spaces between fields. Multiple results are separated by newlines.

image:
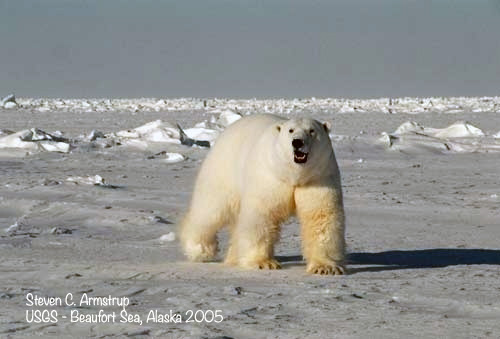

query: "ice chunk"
xmin=0 ymin=128 xmax=70 ymax=153
xmin=88 ymin=130 xmax=106 ymax=141
xmin=393 ymin=121 xmax=425 ymax=135
xmin=431 ymin=121 xmax=484 ymax=138
xmin=5 ymin=222 xmax=19 ymax=233
xmin=184 ymin=127 xmax=219 ymax=143
xmin=3 ymin=102 xmax=17 ymax=109
xmin=67 ymin=175 xmax=105 ymax=185
xmin=1 ymin=94 xmax=17 ymax=108
xmin=112 ymin=120 xmax=180 ymax=145
xmin=159 ymin=232 xmax=176 ymax=243
xmin=379 ymin=121 xmax=496 ymax=154
xmin=162 ymin=153 xmax=185 ymax=164
xmin=216 ymin=109 xmax=242 ymax=127
xmin=39 ymin=142 xmax=70 ymax=153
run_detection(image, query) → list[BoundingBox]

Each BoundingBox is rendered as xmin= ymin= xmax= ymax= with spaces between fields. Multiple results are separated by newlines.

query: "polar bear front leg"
xmin=233 ymin=207 xmax=282 ymax=270
xmin=295 ymin=183 xmax=346 ymax=275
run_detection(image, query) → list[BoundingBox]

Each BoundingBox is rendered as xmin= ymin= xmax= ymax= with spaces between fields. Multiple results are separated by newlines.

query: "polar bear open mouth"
xmin=294 ymin=150 xmax=308 ymax=163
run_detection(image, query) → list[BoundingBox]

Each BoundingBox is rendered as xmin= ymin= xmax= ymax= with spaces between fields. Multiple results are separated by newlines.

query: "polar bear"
xmin=180 ymin=114 xmax=345 ymax=275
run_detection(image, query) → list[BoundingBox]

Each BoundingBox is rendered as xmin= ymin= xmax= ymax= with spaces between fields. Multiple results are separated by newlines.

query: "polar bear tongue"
xmin=294 ymin=150 xmax=308 ymax=164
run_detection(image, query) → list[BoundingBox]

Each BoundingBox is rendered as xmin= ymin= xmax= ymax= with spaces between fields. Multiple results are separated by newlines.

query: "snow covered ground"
xmin=1 ymin=97 xmax=499 ymax=338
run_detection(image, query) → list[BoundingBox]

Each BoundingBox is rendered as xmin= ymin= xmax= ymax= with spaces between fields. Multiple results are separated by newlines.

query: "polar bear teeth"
xmin=294 ymin=150 xmax=308 ymax=163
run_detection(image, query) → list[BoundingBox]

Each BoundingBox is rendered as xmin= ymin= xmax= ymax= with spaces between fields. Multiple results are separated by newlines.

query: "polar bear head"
xmin=274 ymin=118 xmax=333 ymax=179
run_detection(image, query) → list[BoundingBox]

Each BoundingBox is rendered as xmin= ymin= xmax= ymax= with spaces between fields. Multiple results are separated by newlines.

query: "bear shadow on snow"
xmin=276 ymin=248 xmax=500 ymax=273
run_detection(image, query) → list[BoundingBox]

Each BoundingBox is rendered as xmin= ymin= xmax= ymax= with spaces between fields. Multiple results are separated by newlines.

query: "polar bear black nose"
xmin=292 ymin=139 xmax=304 ymax=149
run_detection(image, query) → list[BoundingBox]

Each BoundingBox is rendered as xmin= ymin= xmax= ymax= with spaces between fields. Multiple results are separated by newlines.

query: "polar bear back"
xmin=194 ymin=114 xmax=285 ymax=194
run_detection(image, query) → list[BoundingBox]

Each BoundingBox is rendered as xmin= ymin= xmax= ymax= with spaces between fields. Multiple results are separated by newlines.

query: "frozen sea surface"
xmin=0 ymin=98 xmax=499 ymax=338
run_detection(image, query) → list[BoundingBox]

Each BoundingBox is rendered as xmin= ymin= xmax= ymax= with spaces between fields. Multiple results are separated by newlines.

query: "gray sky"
xmin=1 ymin=0 xmax=500 ymax=98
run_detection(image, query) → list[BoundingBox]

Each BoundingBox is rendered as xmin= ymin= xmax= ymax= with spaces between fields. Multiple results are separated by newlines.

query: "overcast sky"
xmin=1 ymin=0 xmax=500 ymax=98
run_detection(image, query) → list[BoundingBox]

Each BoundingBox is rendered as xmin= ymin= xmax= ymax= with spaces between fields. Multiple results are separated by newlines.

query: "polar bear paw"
xmin=307 ymin=261 xmax=345 ymax=275
xmin=257 ymin=259 xmax=282 ymax=270
xmin=183 ymin=240 xmax=218 ymax=262
xmin=242 ymin=258 xmax=282 ymax=270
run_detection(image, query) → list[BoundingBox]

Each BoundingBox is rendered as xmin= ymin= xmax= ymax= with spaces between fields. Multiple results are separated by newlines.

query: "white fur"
xmin=180 ymin=114 xmax=345 ymax=275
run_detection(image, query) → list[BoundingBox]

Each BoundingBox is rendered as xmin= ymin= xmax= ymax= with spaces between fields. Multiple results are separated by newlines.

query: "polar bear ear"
xmin=322 ymin=121 xmax=331 ymax=132
xmin=276 ymin=125 xmax=281 ymax=132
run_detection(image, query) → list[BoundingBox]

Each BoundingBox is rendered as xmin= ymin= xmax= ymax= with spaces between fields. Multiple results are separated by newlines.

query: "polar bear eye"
xmin=289 ymin=129 xmax=294 ymax=133
xmin=309 ymin=129 xmax=315 ymax=135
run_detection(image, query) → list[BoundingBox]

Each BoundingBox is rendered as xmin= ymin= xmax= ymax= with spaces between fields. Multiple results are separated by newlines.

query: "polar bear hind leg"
xmin=235 ymin=211 xmax=282 ymax=269
xmin=230 ymin=195 xmax=295 ymax=269
xmin=180 ymin=194 xmax=237 ymax=262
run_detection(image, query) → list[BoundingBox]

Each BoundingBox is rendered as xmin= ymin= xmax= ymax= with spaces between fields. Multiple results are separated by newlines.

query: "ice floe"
xmin=0 ymin=128 xmax=70 ymax=153
xmin=0 ymin=110 xmax=237 ymax=155
xmin=183 ymin=127 xmax=219 ymax=144
xmin=211 ymin=109 xmax=243 ymax=127
xmin=391 ymin=121 xmax=484 ymax=138
xmin=1 ymin=94 xmax=17 ymax=109
xmin=10 ymin=96 xmax=500 ymax=114
xmin=2 ymin=106 xmax=498 ymax=158
xmin=379 ymin=121 xmax=500 ymax=153
xmin=114 ymin=120 xmax=180 ymax=143
xmin=103 ymin=110 xmax=242 ymax=149
xmin=106 ymin=120 xmax=218 ymax=149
